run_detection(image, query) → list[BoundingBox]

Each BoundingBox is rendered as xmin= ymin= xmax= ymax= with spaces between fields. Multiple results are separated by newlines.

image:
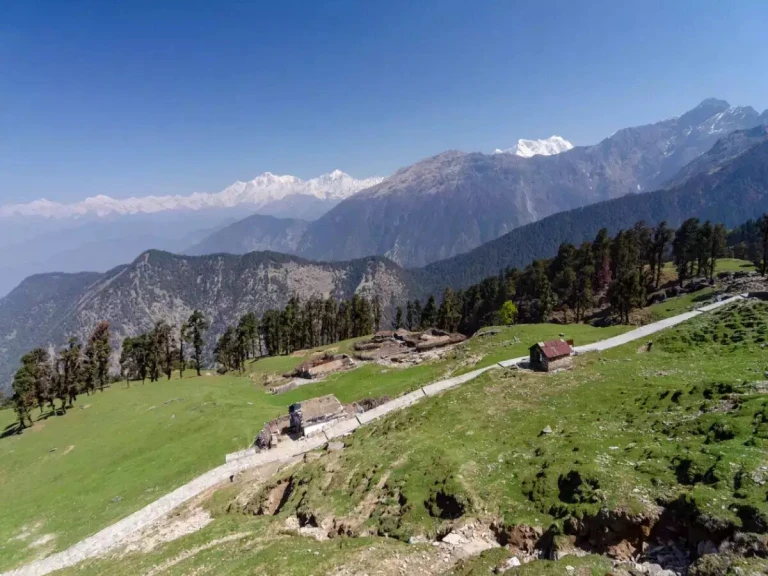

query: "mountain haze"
xmin=0 ymin=170 xmax=383 ymax=219
xmin=185 ymin=214 xmax=309 ymax=256
xmin=0 ymin=171 xmax=381 ymax=298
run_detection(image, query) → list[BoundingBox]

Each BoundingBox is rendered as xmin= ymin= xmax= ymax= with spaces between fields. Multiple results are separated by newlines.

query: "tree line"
xmin=727 ymin=214 xmax=768 ymax=275
xmin=10 ymin=310 xmax=210 ymax=430
xmin=404 ymin=215 xmax=767 ymax=333
xmin=119 ymin=310 xmax=210 ymax=384
xmin=8 ymin=214 xmax=768 ymax=428
xmin=10 ymin=321 xmax=111 ymax=429
xmin=213 ymin=294 xmax=384 ymax=372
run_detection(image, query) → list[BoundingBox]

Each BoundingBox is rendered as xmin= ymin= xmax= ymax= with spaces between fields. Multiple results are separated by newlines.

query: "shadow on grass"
xmin=1 ymin=421 xmax=21 ymax=439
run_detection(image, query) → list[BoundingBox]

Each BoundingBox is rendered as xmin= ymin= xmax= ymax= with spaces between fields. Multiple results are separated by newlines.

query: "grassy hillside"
xmin=50 ymin=300 xmax=768 ymax=576
xmin=0 ymin=323 xmax=626 ymax=572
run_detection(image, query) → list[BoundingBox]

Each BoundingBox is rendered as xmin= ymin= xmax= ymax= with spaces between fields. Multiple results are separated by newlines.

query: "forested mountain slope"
xmin=3 ymin=121 xmax=768 ymax=393
xmin=0 ymin=252 xmax=411 ymax=393
xmin=298 ymin=99 xmax=767 ymax=267
xmin=416 ymin=135 xmax=768 ymax=291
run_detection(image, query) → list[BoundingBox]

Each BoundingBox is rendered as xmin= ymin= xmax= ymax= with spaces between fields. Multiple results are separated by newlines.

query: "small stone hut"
xmin=289 ymin=394 xmax=346 ymax=437
xmin=529 ymin=339 xmax=573 ymax=372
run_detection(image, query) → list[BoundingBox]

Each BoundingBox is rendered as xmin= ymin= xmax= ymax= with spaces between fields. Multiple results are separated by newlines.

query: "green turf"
xmin=714 ymin=258 xmax=757 ymax=273
xmin=646 ymin=288 xmax=716 ymax=322
xmin=51 ymin=300 xmax=768 ymax=575
xmin=245 ymin=336 xmax=369 ymax=384
xmin=0 ymin=323 xmax=625 ymax=571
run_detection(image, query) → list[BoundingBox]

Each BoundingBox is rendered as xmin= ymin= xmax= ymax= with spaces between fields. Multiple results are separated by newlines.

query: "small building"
xmin=529 ymin=339 xmax=573 ymax=372
xmin=289 ymin=394 xmax=347 ymax=437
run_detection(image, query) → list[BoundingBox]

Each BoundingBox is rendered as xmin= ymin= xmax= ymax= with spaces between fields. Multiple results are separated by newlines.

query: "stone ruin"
xmin=255 ymin=414 xmax=292 ymax=450
xmin=254 ymin=393 xmax=393 ymax=451
xmin=353 ymin=328 xmax=467 ymax=364
xmin=266 ymin=353 xmax=357 ymax=395
xmin=282 ymin=353 xmax=355 ymax=380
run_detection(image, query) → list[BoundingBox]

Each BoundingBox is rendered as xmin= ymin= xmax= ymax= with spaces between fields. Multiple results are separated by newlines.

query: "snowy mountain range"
xmin=493 ymin=135 xmax=574 ymax=157
xmin=0 ymin=170 xmax=384 ymax=219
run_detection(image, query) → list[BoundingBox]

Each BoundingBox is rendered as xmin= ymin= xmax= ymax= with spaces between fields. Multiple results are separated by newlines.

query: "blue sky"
xmin=2 ymin=0 xmax=768 ymax=203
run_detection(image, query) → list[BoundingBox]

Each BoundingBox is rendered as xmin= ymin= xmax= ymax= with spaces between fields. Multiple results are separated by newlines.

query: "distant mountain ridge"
xmin=0 ymin=170 xmax=384 ymax=219
xmin=296 ymin=99 xmax=768 ymax=267
xmin=416 ymin=127 xmax=768 ymax=291
xmin=185 ymin=214 xmax=309 ymax=256
xmin=3 ymin=128 xmax=768 ymax=393
xmin=0 ymin=251 xmax=412 ymax=394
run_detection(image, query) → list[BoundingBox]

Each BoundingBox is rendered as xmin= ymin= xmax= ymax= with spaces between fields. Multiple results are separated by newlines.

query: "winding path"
xmin=2 ymin=294 xmax=747 ymax=576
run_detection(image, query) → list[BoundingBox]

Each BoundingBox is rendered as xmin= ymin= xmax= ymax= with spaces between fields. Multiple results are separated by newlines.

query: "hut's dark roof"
xmin=531 ymin=339 xmax=572 ymax=360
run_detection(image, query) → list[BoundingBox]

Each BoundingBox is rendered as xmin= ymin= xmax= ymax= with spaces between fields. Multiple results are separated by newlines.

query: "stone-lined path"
xmin=3 ymin=293 xmax=747 ymax=576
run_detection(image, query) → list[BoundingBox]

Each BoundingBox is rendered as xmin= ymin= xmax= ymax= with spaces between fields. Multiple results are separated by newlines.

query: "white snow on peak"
xmin=493 ymin=135 xmax=574 ymax=158
xmin=0 ymin=170 xmax=385 ymax=219
xmin=700 ymin=106 xmax=759 ymax=135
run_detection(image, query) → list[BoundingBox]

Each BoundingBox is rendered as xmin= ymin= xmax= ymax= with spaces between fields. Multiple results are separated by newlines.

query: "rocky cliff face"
xmin=0 ymin=251 xmax=411 ymax=393
xmin=298 ymin=99 xmax=767 ymax=267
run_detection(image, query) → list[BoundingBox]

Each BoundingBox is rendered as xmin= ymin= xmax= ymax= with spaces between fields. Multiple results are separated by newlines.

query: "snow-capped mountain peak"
xmin=493 ymin=135 xmax=574 ymax=157
xmin=0 ymin=170 xmax=385 ymax=219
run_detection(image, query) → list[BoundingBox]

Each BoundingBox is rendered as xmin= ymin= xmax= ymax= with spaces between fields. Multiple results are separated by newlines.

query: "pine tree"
xmin=59 ymin=337 xmax=82 ymax=406
xmin=405 ymin=301 xmax=415 ymax=330
xmin=761 ymin=213 xmax=768 ymax=276
xmin=436 ymin=287 xmax=461 ymax=332
xmin=608 ymin=270 xmax=645 ymax=323
xmin=82 ymin=322 xmax=111 ymax=392
xmin=20 ymin=348 xmax=52 ymax=414
xmin=214 ymin=327 xmax=236 ymax=372
xmin=151 ymin=321 xmax=176 ymax=381
xmin=185 ymin=310 xmax=209 ymax=376
xmin=237 ymin=312 xmax=259 ymax=359
xmin=673 ymin=218 xmax=700 ymax=285
xmin=550 ymin=243 xmax=577 ymax=323
xmin=591 ymin=228 xmax=612 ymax=292
xmin=412 ymin=300 xmax=423 ymax=330
xmin=178 ymin=323 xmax=187 ymax=379
xmin=11 ymin=360 xmax=36 ymax=429
xmin=393 ymin=306 xmax=403 ymax=330
xmin=573 ymin=242 xmax=595 ymax=322
xmin=119 ymin=337 xmax=136 ymax=386
xmin=651 ymin=222 xmax=673 ymax=289
xmin=421 ymin=295 xmax=438 ymax=328
xmin=134 ymin=333 xmax=151 ymax=383
xmin=709 ymin=224 xmax=726 ymax=281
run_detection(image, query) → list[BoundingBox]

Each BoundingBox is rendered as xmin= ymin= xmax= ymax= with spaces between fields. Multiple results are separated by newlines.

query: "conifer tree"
xmin=421 ymin=295 xmax=437 ymax=328
xmin=185 ymin=310 xmax=209 ymax=376
xmin=761 ymin=213 xmax=768 ymax=276
xmin=393 ymin=306 xmax=403 ymax=330
xmin=58 ymin=337 xmax=82 ymax=406
xmin=591 ymin=228 xmax=612 ymax=292
xmin=651 ymin=221 xmax=673 ymax=288
xmin=405 ymin=301 xmax=415 ymax=330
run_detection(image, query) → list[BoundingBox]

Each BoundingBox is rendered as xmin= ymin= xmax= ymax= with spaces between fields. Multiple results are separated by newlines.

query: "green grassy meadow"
xmin=54 ymin=300 xmax=768 ymax=576
xmin=0 ymin=322 xmax=628 ymax=571
xmin=0 ymin=260 xmax=763 ymax=573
